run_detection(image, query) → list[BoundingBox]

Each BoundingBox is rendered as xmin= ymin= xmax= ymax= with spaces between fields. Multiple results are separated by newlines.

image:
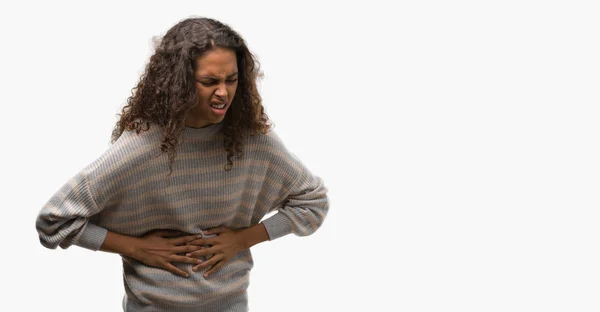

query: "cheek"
xmin=195 ymin=87 xmax=213 ymax=102
xmin=228 ymin=84 xmax=238 ymax=97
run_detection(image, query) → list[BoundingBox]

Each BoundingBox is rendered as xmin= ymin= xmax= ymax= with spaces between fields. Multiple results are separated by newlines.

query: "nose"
xmin=215 ymin=83 xmax=227 ymax=98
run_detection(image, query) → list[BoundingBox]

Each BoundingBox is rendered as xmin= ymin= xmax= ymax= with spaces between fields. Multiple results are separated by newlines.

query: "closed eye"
xmin=198 ymin=80 xmax=216 ymax=86
xmin=197 ymin=78 xmax=237 ymax=86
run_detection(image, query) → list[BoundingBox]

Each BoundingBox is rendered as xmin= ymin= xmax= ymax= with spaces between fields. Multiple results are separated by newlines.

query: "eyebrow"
xmin=197 ymin=72 xmax=239 ymax=80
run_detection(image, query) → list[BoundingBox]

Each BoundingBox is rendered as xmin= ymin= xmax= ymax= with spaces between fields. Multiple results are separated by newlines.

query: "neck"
xmin=184 ymin=118 xmax=211 ymax=129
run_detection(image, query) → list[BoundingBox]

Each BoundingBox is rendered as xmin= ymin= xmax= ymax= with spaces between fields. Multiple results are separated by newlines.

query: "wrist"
xmin=239 ymin=223 xmax=269 ymax=249
xmin=100 ymin=231 xmax=138 ymax=258
xmin=122 ymin=236 xmax=138 ymax=258
xmin=237 ymin=230 xmax=251 ymax=250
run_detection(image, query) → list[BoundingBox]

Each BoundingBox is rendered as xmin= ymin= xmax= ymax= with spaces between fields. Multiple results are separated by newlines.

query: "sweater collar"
xmin=183 ymin=121 xmax=223 ymax=137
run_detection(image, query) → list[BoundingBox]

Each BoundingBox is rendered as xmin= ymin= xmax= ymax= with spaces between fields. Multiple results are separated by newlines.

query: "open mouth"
xmin=210 ymin=103 xmax=226 ymax=109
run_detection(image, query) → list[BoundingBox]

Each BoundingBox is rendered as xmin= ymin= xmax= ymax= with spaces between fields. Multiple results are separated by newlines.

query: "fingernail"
xmin=192 ymin=267 xmax=197 ymax=272
xmin=186 ymin=253 xmax=191 ymax=257
xmin=185 ymin=273 xmax=189 ymax=278
xmin=204 ymin=273 xmax=208 ymax=278
xmin=197 ymin=259 xmax=203 ymax=263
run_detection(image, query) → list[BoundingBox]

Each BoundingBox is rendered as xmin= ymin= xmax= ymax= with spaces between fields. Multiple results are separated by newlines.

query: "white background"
xmin=1 ymin=0 xmax=599 ymax=311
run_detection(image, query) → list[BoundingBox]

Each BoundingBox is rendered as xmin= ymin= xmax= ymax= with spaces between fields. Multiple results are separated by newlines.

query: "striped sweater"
xmin=35 ymin=122 xmax=329 ymax=311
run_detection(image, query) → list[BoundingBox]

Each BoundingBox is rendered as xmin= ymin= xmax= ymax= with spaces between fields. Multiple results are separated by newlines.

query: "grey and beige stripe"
xmin=36 ymin=122 xmax=329 ymax=311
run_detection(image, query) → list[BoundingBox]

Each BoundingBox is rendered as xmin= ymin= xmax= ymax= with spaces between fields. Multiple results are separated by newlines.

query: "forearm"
xmin=99 ymin=230 xmax=138 ymax=257
xmin=36 ymin=172 xmax=105 ymax=250
xmin=268 ymin=174 xmax=329 ymax=239
xmin=239 ymin=223 xmax=269 ymax=249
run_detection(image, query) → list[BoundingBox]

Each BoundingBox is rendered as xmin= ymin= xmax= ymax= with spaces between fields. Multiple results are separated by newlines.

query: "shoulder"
xmin=114 ymin=123 xmax=163 ymax=147
xmin=244 ymin=128 xmax=291 ymax=160
xmin=244 ymin=128 xmax=309 ymax=176
xmin=83 ymin=124 xmax=164 ymax=178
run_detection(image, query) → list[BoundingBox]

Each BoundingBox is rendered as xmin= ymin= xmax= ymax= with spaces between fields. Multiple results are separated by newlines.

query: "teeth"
xmin=211 ymin=103 xmax=225 ymax=109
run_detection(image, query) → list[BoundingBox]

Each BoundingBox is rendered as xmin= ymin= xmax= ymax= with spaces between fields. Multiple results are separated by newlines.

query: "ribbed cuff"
xmin=75 ymin=222 xmax=108 ymax=251
xmin=262 ymin=213 xmax=292 ymax=240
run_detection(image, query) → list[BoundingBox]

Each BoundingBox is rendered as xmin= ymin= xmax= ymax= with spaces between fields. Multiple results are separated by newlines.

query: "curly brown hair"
xmin=111 ymin=17 xmax=271 ymax=171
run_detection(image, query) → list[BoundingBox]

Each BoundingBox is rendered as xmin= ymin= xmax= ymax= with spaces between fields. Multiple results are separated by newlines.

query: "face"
xmin=186 ymin=48 xmax=239 ymax=128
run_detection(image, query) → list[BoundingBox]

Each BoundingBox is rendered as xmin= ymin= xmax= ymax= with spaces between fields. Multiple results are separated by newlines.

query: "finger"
xmin=175 ymin=246 xmax=204 ymax=256
xmin=170 ymin=255 xmax=203 ymax=265
xmin=186 ymin=247 xmax=216 ymax=258
xmin=152 ymin=230 xmax=185 ymax=238
xmin=192 ymin=255 xmax=221 ymax=272
xmin=188 ymin=237 xmax=217 ymax=246
xmin=186 ymin=238 xmax=208 ymax=246
xmin=172 ymin=244 xmax=204 ymax=254
xmin=170 ymin=234 xmax=203 ymax=245
xmin=204 ymin=260 xmax=225 ymax=278
xmin=204 ymin=226 xmax=228 ymax=235
xmin=164 ymin=263 xmax=190 ymax=278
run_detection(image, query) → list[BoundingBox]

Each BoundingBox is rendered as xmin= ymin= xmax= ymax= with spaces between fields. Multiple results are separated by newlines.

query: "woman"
xmin=35 ymin=16 xmax=329 ymax=311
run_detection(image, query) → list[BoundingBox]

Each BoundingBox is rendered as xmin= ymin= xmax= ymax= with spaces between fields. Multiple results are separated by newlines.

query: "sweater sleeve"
xmin=35 ymin=171 xmax=107 ymax=251
xmin=35 ymin=126 xmax=160 ymax=251
xmin=261 ymin=133 xmax=329 ymax=240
